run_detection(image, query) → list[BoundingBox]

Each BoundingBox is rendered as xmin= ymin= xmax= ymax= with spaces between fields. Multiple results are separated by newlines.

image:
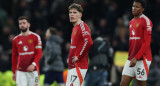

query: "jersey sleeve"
xmin=12 ymin=39 xmax=18 ymax=74
xmin=144 ymin=18 xmax=152 ymax=35
xmin=135 ymin=19 xmax=152 ymax=60
xmin=76 ymin=23 xmax=93 ymax=60
xmin=33 ymin=35 xmax=42 ymax=68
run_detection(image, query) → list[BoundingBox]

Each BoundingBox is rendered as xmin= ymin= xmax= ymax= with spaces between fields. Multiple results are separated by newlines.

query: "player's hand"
xmin=72 ymin=56 xmax=79 ymax=64
xmin=27 ymin=64 xmax=35 ymax=72
xmin=12 ymin=74 xmax=16 ymax=81
xmin=67 ymin=58 xmax=69 ymax=64
xmin=129 ymin=57 xmax=137 ymax=67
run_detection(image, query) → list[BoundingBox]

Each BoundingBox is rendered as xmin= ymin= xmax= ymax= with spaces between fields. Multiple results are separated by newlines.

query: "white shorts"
xmin=122 ymin=60 xmax=151 ymax=81
xmin=16 ymin=71 xmax=40 ymax=86
xmin=66 ymin=68 xmax=87 ymax=86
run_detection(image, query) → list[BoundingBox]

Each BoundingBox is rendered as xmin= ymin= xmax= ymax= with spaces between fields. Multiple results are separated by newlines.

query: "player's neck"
xmin=134 ymin=13 xmax=143 ymax=19
xmin=21 ymin=29 xmax=30 ymax=36
xmin=73 ymin=19 xmax=82 ymax=27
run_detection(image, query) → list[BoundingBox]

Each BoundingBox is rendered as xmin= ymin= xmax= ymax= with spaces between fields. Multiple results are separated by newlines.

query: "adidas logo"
xmin=18 ymin=41 xmax=23 ymax=44
xmin=138 ymin=76 xmax=142 ymax=78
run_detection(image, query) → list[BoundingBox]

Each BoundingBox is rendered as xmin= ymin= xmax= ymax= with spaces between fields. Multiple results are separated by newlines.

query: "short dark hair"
xmin=48 ymin=27 xmax=57 ymax=35
xmin=68 ymin=3 xmax=83 ymax=13
xmin=134 ymin=0 xmax=146 ymax=8
xmin=18 ymin=16 xmax=30 ymax=23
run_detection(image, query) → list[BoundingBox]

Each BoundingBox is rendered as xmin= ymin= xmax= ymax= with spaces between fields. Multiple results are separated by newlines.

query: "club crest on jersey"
xmin=136 ymin=23 xmax=139 ymax=28
xmin=132 ymin=29 xmax=135 ymax=35
xmin=28 ymin=39 xmax=33 ymax=44
xmin=74 ymin=31 xmax=77 ymax=36
xmin=23 ymin=46 xmax=28 ymax=51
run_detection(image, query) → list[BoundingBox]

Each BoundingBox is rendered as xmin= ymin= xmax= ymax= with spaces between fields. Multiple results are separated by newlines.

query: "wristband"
xmin=32 ymin=62 xmax=36 ymax=66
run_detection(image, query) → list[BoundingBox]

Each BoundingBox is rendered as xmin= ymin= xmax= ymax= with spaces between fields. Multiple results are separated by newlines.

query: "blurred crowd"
xmin=1 ymin=0 xmax=160 ymax=86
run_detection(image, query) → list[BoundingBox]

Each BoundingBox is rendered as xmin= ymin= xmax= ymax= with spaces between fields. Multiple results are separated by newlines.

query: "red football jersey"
xmin=12 ymin=31 xmax=42 ymax=74
xmin=68 ymin=21 xmax=93 ymax=69
xmin=128 ymin=14 xmax=152 ymax=61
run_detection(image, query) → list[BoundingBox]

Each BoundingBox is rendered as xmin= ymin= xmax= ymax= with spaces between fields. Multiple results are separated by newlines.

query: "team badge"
xmin=74 ymin=31 xmax=77 ymax=36
xmin=136 ymin=23 xmax=139 ymax=28
xmin=28 ymin=39 xmax=33 ymax=44
xmin=23 ymin=46 xmax=28 ymax=51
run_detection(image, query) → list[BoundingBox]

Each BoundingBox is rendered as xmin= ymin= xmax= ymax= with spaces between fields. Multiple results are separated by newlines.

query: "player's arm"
xmin=12 ymin=39 xmax=18 ymax=81
xmin=134 ymin=21 xmax=152 ymax=60
xmin=33 ymin=35 xmax=42 ymax=67
xmin=75 ymin=25 xmax=93 ymax=60
xmin=12 ymin=39 xmax=18 ymax=74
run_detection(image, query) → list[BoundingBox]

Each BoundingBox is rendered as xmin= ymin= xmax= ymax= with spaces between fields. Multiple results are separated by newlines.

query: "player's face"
xmin=45 ymin=29 xmax=51 ymax=39
xmin=69 ymin=8 xmax=82 ymax=23
xmin=19 ymin=19 xmax=30 ymax=32
xmin=132 ymin=2 xmax=144 ymax=16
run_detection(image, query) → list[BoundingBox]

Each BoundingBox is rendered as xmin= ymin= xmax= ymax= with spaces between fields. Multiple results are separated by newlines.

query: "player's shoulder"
xmin=140 ymin=14 xmax=152 ymax=24
xmin=30 ymin=32 xmax=41 ymax=39
xmin=79 ymin=21 xmax=90 ymax=30
xmin=13 ymin=34 xmax=21 ymax=41
xmin=140 ymin=14 xmax=151 ymax=20
xmin=81 ymin=21 xmax=89 ymax=27
xmin=130 ymin=19 xmax=134 ymax=23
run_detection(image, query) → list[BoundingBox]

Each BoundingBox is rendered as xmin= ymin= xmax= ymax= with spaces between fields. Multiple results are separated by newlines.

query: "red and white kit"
xmin=12 ymin=31 xmax=42 ymax=86
xmin=66 ymin=21 xmax=93 ymax=86
xmin=68 ymin=21 xmax=93 ymax=69
xmin=122 ymin=14 xmax=153 ymax=80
